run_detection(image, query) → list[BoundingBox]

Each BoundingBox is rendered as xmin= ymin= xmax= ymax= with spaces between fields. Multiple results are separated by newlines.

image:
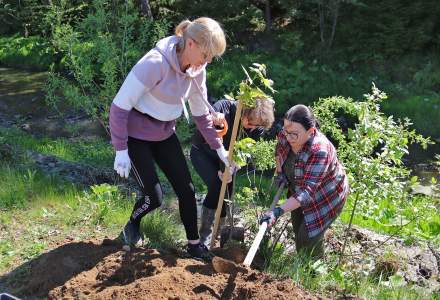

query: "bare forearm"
xmin=280 ymin=196 xmax=301 ymax=213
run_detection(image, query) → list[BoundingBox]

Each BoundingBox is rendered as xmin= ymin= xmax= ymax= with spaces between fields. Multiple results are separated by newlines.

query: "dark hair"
xmin=284 ymin=104 xmax=320 ymax=130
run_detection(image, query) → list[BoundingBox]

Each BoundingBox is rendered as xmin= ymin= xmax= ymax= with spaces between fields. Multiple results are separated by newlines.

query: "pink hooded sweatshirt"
xmin=109 ymin=36 xmax=222 ymax=151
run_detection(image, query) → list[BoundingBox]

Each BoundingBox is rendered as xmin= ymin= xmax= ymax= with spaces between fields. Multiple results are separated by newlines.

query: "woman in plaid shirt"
xmin=261 ymin=104 xmax=349 ymax=259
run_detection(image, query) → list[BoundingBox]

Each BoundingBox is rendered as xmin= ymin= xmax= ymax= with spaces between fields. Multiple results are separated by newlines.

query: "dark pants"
xmin=128 ymin=134 xmax=199 ymax=240
xmin=291 ymin=208 xmax=325 ymax=260
xmin=190 ymin=143 xmax=232 ymax=218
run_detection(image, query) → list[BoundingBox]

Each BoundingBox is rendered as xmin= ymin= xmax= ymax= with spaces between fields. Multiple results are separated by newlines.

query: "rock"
xmin=417 ymin=265 xmax=432 ymax=279
xmin=411 ymin=184 xmax=433 ymax=196
xmin=21 ymin=123 xmax=31 ymax=131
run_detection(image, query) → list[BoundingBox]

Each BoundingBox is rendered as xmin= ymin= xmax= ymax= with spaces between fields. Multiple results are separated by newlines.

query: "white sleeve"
xmin=112 ymin=51 xmax=163 ymax=110
xmin=113 ymin=72 xmax=147 ymax=110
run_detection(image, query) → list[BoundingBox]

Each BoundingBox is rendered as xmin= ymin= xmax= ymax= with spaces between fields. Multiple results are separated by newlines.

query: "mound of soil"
xmin=3 ymin=240 xmax=321 ymax=300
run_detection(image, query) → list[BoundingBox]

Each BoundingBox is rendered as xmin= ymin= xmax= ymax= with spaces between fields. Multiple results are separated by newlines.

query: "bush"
xmin=0 ymin=35 xmax=56 ymax=70
xmin=45 ymin=0 xmax=170 ymax=126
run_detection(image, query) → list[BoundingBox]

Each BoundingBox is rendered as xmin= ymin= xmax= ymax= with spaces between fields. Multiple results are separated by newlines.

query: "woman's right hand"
xmin=114 ymin=149 xmax=131 ymax=178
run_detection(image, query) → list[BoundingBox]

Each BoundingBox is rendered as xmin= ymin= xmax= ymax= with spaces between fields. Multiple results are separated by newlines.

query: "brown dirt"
xmin=1 ymin=239 xmax=322 ymax=300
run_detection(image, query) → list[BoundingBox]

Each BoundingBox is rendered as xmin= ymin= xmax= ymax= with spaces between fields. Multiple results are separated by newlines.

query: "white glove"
xmin=114 ymin=149 xmax=131 ymax=178
xmin=216 ymin=146 xmax=230 ymax=167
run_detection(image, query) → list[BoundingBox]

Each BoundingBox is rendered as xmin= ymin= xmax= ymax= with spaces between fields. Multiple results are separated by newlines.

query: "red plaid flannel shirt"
xmin=276 ymin=130 xmax=349 ymax=238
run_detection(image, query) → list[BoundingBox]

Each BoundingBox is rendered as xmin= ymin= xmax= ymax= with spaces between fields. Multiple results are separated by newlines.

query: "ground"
xmin=1 ymin=239 xmax=321 ymax=300
xmin=0 ymin=67 xmax=439 ymax=299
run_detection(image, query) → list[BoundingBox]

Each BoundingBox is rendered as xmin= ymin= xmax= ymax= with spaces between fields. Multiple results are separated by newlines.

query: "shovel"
xmin=212 ymin=181 xmax=286 ymax=273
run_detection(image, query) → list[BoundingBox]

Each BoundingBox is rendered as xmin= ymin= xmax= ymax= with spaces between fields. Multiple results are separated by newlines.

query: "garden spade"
xmin=243 ymin=181 xmax=285 ymax=267
xmin=212 ymin=181 xmax=285 ymax=273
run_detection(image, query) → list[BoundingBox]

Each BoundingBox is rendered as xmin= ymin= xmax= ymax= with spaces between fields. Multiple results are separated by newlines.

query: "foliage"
xmin=0 ymin=35 xmax=55 ymax=70
xmin=0 ymin=0 xmax=89 ymax=36
xmin=266 ymin=248 xmax=435 ymax=299
xmin=247 ymin=139 xmax=277 ymax=171
xmin=79 ymin=183 xmax=131 ymax=225
xmin=336 ymin=0 xmax=440 ymax=59
xmin=225 ymin=63 xmax=276 ymax=108
xmin=313 ymin=84 xmax=431 ymax=229
xmin=233 ymin=137 xmax=256 ymax=167
xmin=311 ymin=84 xmax=439 ymax=252
xmin=45 ymin=0 xmax=170 ymax=126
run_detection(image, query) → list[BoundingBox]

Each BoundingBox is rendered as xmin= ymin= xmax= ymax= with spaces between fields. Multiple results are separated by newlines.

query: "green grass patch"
xmin=140 ymin=210 xmax=185 ymax=249
xmin=0 ymin=127 xmax=113 ymax=167
xmin=0 ymin=166 xmax=66 ymax=209
xmin=0 ymin=164 xmax=190 ymax=275
xmin=266 ymin=245 xmax=436 ymax=299
xmin=340 ymin=194 xmax=440 ymax=245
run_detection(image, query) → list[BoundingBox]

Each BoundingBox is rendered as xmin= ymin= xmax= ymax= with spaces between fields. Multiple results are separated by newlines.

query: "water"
xmin=0 ymin=67 xmax=106 ymax=138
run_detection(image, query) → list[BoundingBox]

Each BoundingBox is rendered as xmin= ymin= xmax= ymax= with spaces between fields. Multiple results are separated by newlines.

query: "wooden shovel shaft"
xmin=243 ymin=181 xmax=286 ymax=267
xmin=210 ymin=101 xmax=243 ymax=249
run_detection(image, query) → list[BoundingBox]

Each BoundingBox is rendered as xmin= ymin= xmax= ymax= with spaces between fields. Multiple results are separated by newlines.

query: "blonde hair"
xmin=242 ymin=98 xmax=275 ymax=129
xmin=175 ymin=17 xmax=226 ymax=59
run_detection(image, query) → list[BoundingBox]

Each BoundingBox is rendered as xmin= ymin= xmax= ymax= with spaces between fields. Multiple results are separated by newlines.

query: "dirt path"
xmin=0 ymin=239 xmax=321 ymax=300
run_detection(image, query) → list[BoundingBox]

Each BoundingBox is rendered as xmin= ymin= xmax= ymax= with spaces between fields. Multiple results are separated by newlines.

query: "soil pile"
xmin=2 ymin=240 xmax=321 ymax=300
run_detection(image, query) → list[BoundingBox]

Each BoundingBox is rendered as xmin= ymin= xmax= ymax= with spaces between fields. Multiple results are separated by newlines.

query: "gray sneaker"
xmin=117 ymin=220 xmax=142 ymax=247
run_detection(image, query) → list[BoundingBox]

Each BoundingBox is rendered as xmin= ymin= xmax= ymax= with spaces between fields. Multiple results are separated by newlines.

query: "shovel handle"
xmin=269 ymin=181 xmax=286 ymax=210
xmin=243 ymin=222 xmax=268 ymax=266
xmin=242 ymin=181 xmax=286 ymax=267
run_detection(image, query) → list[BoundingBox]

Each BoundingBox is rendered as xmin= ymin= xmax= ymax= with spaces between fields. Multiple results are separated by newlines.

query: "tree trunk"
xmin=318 ymin=0 xmax=325 ymax=44
xmin=139 ymin=0 xmax=153 ymax=19
xmin=328 ymin=0 xmax=340 ymax=49
xmin=265 ymin=0 xmax=272 ymax=32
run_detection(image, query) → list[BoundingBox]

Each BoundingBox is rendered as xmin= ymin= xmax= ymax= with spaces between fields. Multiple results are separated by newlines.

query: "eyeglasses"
xmin=281 ymin=128 xmax=299 ymax=140
xmin=247 ymin=122 xmax=264 ymax=128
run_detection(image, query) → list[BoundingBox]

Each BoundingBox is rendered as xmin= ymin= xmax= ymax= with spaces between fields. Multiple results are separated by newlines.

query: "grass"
xmin=382 ymin=94 xmax=440 ymax=138
xmin=263 ymin=229 xmax=437 ymax=300
xmin=0 ymin=126 xmax=113 ymax=167
xmin=340 ymin=193 xmax=440 ymax=246
xmin=0 ymin=163 xmax=185 ymax=275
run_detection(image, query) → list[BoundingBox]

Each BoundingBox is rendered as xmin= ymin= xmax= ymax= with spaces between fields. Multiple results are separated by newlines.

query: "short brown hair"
xmin=242 ymin=98 xmax=275 ymax=129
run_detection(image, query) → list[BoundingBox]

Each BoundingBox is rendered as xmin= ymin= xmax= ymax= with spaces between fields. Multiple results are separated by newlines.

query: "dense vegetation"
xmin=1 ymin=0 xmax=440 ymax=136
xmin=1 ymin=1 xmax=439 ymax=299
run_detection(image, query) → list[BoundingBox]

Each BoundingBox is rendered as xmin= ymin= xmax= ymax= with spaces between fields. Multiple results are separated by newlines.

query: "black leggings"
xmin=128 ymin=134 xmax=198 ymax=240
xmin=190 ymin=143 xmax=232 ymax=217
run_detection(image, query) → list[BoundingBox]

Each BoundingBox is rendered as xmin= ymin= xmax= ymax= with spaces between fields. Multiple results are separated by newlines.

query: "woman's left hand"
xmin=217 ymin=170 xmax=232 ymax=183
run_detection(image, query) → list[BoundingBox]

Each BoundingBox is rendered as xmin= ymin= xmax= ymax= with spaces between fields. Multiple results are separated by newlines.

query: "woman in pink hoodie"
xmin=109 ymin=17 xmax=228 ymax=260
